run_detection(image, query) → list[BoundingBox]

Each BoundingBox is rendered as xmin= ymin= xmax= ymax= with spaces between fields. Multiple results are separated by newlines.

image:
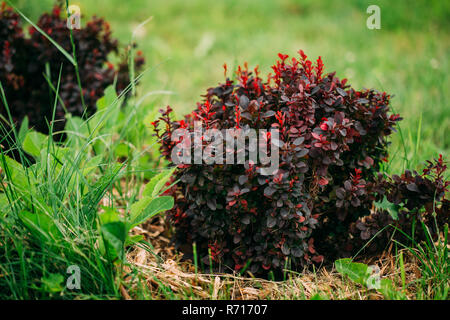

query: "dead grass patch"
xmin=123 ymin=217 xmax=425 ymax=300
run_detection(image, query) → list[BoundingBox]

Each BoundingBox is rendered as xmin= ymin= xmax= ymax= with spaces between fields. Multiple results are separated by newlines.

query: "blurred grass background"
xmin=10 ymin=0 xmax=450 ymax=173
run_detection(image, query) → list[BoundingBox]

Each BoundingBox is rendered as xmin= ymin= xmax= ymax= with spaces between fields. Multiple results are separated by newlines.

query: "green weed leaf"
xmin=142 ymin=168 xmax=175 ymax=198
xmin=130 ymin=195 xmax=174 ymax=227
xmin=41 ymin=273 xmax=64 ymax=293
xmin=335 ymin=258 xmax=369 ymax=285
xmin=19 ymin=210 xmax=62 ymax=240
xmin=23 ymin=131 xmax=47 ymax=157
xmin=101 ymin=221 xmax=127 ymax=261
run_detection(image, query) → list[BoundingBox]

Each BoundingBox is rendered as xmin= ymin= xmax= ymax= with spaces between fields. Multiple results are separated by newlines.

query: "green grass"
xmin=0 ymin=79 xmax=174 ymax=299
xmin=11 ymin=0 xmax=450 ymax=174
xmin=0 ymin=81 xmax=123 ymax=298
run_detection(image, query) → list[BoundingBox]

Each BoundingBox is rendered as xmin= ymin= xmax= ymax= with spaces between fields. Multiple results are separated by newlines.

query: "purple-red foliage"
xmin=348 ymin=155 xmax=449 ymax=255
xmin=153 ymin=51 xmax=447 ymax=275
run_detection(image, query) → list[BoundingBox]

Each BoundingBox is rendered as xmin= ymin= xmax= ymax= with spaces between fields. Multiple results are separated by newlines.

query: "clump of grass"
xmin=0 ymin=2 xmax=171 ymax=299
xmin=392 ymin=223 xmax=449 ymax=299
xmin=0 ymin=75 xmax=173 ymax=299
xmin=0 ymin=79 xmax=123 ymax=299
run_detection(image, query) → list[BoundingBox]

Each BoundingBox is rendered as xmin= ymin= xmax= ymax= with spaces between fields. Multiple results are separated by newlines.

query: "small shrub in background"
xmin=0 ymin=3 xmax=144 ymax=141
xmin=152 ymin=50 xmax=446 ymax=276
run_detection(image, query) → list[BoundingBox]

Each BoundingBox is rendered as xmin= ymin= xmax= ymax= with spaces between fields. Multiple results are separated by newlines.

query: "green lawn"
xmin=12 ymin=0 xmax=450 ymax=173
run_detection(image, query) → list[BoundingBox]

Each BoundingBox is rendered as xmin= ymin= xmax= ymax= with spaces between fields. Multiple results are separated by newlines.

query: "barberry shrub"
xmin=0 ymin=3 xmax=144 ymax=142
xmin=153 ymin=50 xmax=407 ymax=275
xmin=348 ymin=155 xmax=449 ymax=255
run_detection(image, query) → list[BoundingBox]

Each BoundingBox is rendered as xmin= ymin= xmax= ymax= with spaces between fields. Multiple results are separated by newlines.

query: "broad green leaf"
xmin=130 ymin=196 xmax=174 ymax=227
xmin=142 ymin=168 xmax=176 ymax=198
xmin=41 ymin=273 xmax=64 ymax=293
xmin=94 ymin=85 xmax=121 ymax=130
xmin=83 ymin=154 xmax=103 ymax=177
xmin=38 ymin=144 xmax=69 ymax=175
xmin=335 ymin=258 xmax=369 ymax=285
xmin=0 ymin=193 xmax=10 ymax=217
xmin=0 ymin=155 xmax=29 ymax=188
xmin=18 ymin=116 xmax=29 ymax=144
xmin=97 ymin=86 xmax=118 ymax=110
xmin=65 ymin=115 xmax=89 ymax=146
xmin=125 ymin=234 xmax=144 ymax=246
xmin=374 ymin=196 xmax=399 ymax=220
xmin=23 ymin=131 xmax=48 ymax=157
xmin=129 ymin=197 xmax=152 ymax=222
xmin=114 ymin=143 xmax=129 ymax=158
xmin=136 ymin=154 xmax=153 ymax=179
xmin=101 ymin=221 xmax=127 ymax=260
xmin=99 ymin=207 xmax=121 ymax=225
xmin=335 ymin=259 xmax=406 ymax=299
xmin=18 ymin=210 xmax=61 ymax=240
